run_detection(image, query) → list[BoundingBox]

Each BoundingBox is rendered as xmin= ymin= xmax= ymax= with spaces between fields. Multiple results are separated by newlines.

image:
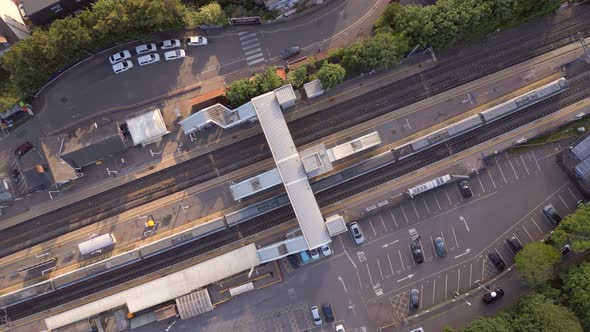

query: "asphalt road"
xmin=136 ymin=142 xmax=581 ymax=332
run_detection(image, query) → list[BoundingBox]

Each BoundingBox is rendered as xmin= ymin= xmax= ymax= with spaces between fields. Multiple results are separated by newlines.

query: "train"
xmin=394 ymin=78 xmax=569 ymax=160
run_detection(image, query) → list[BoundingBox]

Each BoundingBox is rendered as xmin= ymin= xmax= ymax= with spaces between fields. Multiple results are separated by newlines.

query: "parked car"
xmin=138 ymin=53 xmax=160 ymax=66
xmin=109 ymin=50 xmax=131 ymax=64
xmin=560 ymin=244 xmax=571 ymax=256
xmin=487 ymin=252 xmax=506 ymax=271
xmin=310 ymin=305 xmax=323 ymax=326
xmin=187 ymin=36 xmax=208 ymax=46
xmin=506 ymin=236 xmax=523 ymax=253
xmin=321 ymin=303 xmax=334 ymax=323
xmin=409 ymin=328 xmax=424 ymax=332
xmin=112 ymin=60 xmax=133 ymax=74
xmin=458 ymin=180 xmax=473 ymax=198
xmin=409 ymin=288 xmax=420 ymax=310
xmin=320 ymin=244 xmax=332 ymax=256
xmin=287 ymin=254 xmax=299 ymax=269
xmin=542 ymin=204 xmax=562 ymax=225
xmin=411 ymin=242 xmax=424 ymax=264
xmin=164 ymin=49 xmax=185 ymax=61
xmin=482 ymin=288 xmax=504 ymax=304
xmin=15 ymin=141 xmax=33 ymax=158
xmin=335 ymin=324 xmax=346 ymax=332
xmin=299 ymin=250 xmax=311 ymax=264
xmin=349 ymin=222 xmax=365 ymax=244
xmin=280 ymin=46 xmax=301 ymax=59
xmin=135 ymin=43 xmax=157 ymax=55
xmin=433 ymin=237 xmax=447 ymax=257
xmin=158 ymin=39 xmax=180 ymax=49
xmin=310 ymin=248 xmax=320 ymax=260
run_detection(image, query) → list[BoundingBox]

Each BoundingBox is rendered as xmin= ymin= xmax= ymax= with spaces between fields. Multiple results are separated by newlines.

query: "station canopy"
xmin=126 ymin=108 xmax=168 ymax=146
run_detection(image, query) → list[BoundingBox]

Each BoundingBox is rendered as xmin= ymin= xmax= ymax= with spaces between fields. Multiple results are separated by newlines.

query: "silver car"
xmin=138 ymin=53 xmax=160 ymax=66
xmin=349 ymin=222 xmax=365 ymax=244
xmin=109 ymin=50 xmax=131 ymax=64
xmin=310 ymin=305 xmax=323 ymax=326
xmin=135 ymin=43 xmax=157 ymax=55
xmin=112 ymin=60 xmax=133 ymax=74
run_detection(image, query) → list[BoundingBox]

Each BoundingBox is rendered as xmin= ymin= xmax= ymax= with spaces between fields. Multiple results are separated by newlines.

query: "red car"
xmin=15 ymin=141 xmax=33 ymax=158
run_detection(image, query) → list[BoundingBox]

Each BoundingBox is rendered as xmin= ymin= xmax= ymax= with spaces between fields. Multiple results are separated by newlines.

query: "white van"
xmin=138 ymin=53 xmax=160 ymax=66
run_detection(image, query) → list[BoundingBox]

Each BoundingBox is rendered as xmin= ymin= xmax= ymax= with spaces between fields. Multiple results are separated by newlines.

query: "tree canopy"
xmin=551 ymin=203 xmax=590 ymax=252
xmin=317 ymin=63 xmax=346 ymax=89
xmin=510 ymin=292 xmax=583 ymax=332
xmin=460 ymin=313 xmax=513 ymax=332
xmin=226 ymin=78 xmax=258 ymax=107
xmin=514 ymin=242 xmax=561 ymax=287
xmin=286 ymin=66 xmax=308 ymax=89
xmin=563 ymin=262 xmax=590 ymax=329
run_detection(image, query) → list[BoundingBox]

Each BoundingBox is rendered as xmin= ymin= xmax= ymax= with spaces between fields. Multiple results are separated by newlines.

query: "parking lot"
xmin=141 ymin=141 xmax=582 ymax=332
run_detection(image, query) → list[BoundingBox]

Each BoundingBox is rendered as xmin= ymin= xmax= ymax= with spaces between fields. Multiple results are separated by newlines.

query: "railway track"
xmin=5 ymin=71 xmax=590 ymax=324
xmin=1 ymin=7 xmax=590 ymax=257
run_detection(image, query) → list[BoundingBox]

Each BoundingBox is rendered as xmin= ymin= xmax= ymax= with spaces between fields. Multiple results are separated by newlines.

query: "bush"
xmin=226 ymin=78 xmax=258 ymax=107
xmin=286 ymin=66 xmax=308 ymax=89
xmin=317 ymin=63 xmax=345 ymax=89
xmin=254 ymin=66 xmax=283 ymax=95
xmin=514 ymin=242 xmax=561 ymax=287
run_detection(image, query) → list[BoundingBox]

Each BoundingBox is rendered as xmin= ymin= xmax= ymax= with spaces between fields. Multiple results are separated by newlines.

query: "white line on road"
xmin=383 ymin=240 xmax=399 ymax=248
xmin=445 ymin=274 xmax=448 ymax=296
xmin=377 ymin=258 xmax=384 ymax=280
xmin=366 ymin=263 xmax=374 ymax=285
xmin=380 ymin=215 xmax=388 ymax=232
xmin=558 ymin=194 xmax=570 ymax=209
xmin=440 ymin=231 xmax=447 ymax=248
xmin=460 ymin=216 xmax=470 ymax=232
xmin=339 ymin=236 xmax=357 ymax=269
xmin=432 ymin=279 xmax=437 ymax=305
xmin=389 ymin=209 xmax=399 ymax=228
xmin=494 ymin=155 xmax=508 ymax=184
xmin=520 ymin=155 xmax=530 ymax=175
xmin=240 ymin=37 xmax=259 ymax=46
xmin=387 ymin=253 xmax=395 ymax=276
xmin=421 ymin=283 xmax=424 ymax=307
xmin=476 ymin=172 xmax=485 ymax=193
xmin=369 ymin=217 xmax=377 ymax=236
xmin=451 ymin=225 xmax=459 ymax=249
xmin=481 ymin=257 xmax=485 ymax=280
xmin=457 ymin=269 xmax=461 ymax=292
xmin=411 ymin=200 xmax=420 ymax=219
xmin=433 ymin=191 xmax=442 ymax=210
xmin=487 ymin=169 xmax=497 ymax=189
xmin=513 ymin=232 xmax=523 ymax=247
xmin=242 ymin=42 xmax=260 ymax=50
xmin=469 ymin=263 xmax=473 ymax=288
xmin=522 ymin=224 xmax=534 ymax=241
xmin=244 ymin=47 xmax=262 ymax=56
xmin=400 ymin=206 xmax=409 ymax=223
xmin=507 ymin=154 xmax=519 ymax=180
xmin=239 ymin=32 xmax=257 ymax=40
xmin=445 ymin=189 xmax=453 ymax=206
xmin=422 ymin=196 xmax=430 ymax=215
xmin=337 ymin=275 xmax=348 ymax=293
xmin=531 ymin=217 xmax=543 ymax=233
xmin=246 ymin=52 xmax=264 ymax=61
xmin=532 ymin=151 xmax=542 ymax=171
xmin=398 ymin=249 xmax=406 ymax=271
xmin=567 ymin=187 xmax=579 ymax=202
xmin=406 ymin=118 xmax=412 ymax=129
xmin=494 ymin=248 xmax=506 ymax=266
xmin=430 ymin=234 xmax=436 ymax=256
xmin=247 ymin=57 xmax=265 ymax=66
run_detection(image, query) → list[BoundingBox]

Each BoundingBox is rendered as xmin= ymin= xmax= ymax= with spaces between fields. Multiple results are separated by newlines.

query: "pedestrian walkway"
xmin=239 ymin=31 xmax=266 ymax=66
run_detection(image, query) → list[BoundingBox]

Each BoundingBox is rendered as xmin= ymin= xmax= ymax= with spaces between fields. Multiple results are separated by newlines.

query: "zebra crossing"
xmin=238 ymin=31 xmax=266 ymax=66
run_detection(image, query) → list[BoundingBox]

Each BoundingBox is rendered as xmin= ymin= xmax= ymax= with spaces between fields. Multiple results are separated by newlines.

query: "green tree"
xmin=511 ymin=292 xmax=583 ymax=332
xmin=563 ymin=262 xmax=590 ymax=328
xmin=363 ymin=32 xmax=410 ymax=70
xmin=514 ymin=242 xmax=561 ymax=287
xmin=286 ymin=66 xmax=308 ymax=89
xmin=551 ymin=203 xmax=590 ymax=252
xmin=461 ymin=313 xmax=513 ymax=332
xmin=197 ymin=2 xmax=228 ymax=26
xmin=317 ymin=63 xmax=346 ymax=89
xmin=254 ymin=66 xmax=283 ymax=94
xmin=226 ymin=77 xmax=257 ymax=107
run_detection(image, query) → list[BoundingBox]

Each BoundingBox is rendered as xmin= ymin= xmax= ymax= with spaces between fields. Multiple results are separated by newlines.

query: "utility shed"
xmin=175 ymin=289 xmax=214 ymax=319
xmin=126 ymin=109 xmax=168 ymax=146
xmin=257 ymin=235 xmax=307 ymax=263
xmin=304 ymin=79 xmax=324 ymax=99
xmin=274 ymin=84 xmax=296 ymax=109
xmin=325 ymin=214 xmax=347 ymax=236
xmin=60 ymin=123 xmax=126 ymax=168
xmin=78 ymin=233 xmax=116 ymax=256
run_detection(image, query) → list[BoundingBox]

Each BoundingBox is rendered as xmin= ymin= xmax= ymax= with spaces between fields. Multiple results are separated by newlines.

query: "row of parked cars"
xmin=109 ymin=37 xmax=208 ymax=74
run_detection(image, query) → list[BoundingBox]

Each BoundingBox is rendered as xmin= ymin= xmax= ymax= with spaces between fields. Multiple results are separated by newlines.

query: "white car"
xmin=310 ymin=306 xmax=323 ymax=326
xmin=112 ymin=60 xmax=133 ymax=74
xmin=310 ymin=249 xmax=320 ymax=260
xmin=164 ymin=49 xmax=185 ymax=61
xmin=159 ymin=39 xmax=181 ymax=50
xmin=320 ymin=244 xmax=332 ymax=256
xmin=137 ymin=53 xmax=160 ymax=66
xmin=187 ymin=36 xmax=208 ymax=46
xmin=109 ymin=50 xmax=131 ymax=64
xmin=335 ymin=324 xmax=345 ymax=332
xmin=135 ymin=43 xmax=157 ymax=55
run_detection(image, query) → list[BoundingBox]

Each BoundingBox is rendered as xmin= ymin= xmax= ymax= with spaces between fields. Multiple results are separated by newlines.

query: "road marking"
xmin=421 ymin=283 xmax=424 ymax=307
xmin=513 ymin=233 xmax=523 ymax=246
xmin=398 ymin=249 xmax=406 ymax=271
xmin=445 ymin=274 xmax=448 ymax=296
xmin=240 ymin=37 xmax=259 ymax=46
xmin=494 ymin=155 xmax=508 ymax=184
xmin=239 ymin=32 xmax=257 ymax=40
xmin=445 ymin=190 xmax=453 ymax=206
xmin=389 ymin=209 xmax=399 ymax=228
xmin=339 ymin=236 xmax=357 ymax=269
xmin=387 ymin=253 xmax=395 ymax=276
xmin=380 ymin=215 xmax=388 ymax=232
xmin=242 ymin=42 xmax=260 ymax=50
xmin=520 ymin=155 xmax=530 ymax=175
xmin=507 ymin=154 xmax=519 ymax=180
xmin=406 ymin=118 xmax=412 ymax=129
xmin=411 ymin=200 xmax=420 ymax=218
xmin=454 ymin=248 xmax=471 ymax=259
xmin=369 ymin=217 xmax=377 ymax=236
xmin=522 ymin=225 xmax=534 ymax=241
xmin=567 ymin=187 xmax=579 ymax=202
xmin=457 ymin=269 xmax=461 ymax=292
xmin=469 ymin=263 xmax=473 ymax=288
xmin=382 ymin=240 xmax=399 ymax=248
xmin=396 ymin=274 xmax=414 ymax=282
xmin=422 ymin=196 xmax=430 ymax=215
xmin=247 ymin=57 xmax=265 ymax=66
xmin=481 ymin=257 xmax=485 ymax=280
xmin=451 ymin=225 xmax=459 ymax=249
xmin=377 ymin=258 xmax=385 ymax=280
xmin=246 ymin=53 xmax=264 ymax=61
xmin=244 ymin=47 xmax=262 ymax=56
xmin=433 ymin=191 xmax=442 ymax=210
xmin=432 ymin=279 xmax=437 ymax=305
xmin=476 ymin=172 xmax=485 ymax=193
xmin=460 ymin=216 xmax=470 ymax=232
xmin=487 ymin=169 xmax=497 ymax=189
xmin=531 ymin=151 xmax=542 ymax=171
xmin=400 ymin=206 xmax=409 ymax=223
xmin=410 ymin=244 xmax=416 ymax=267
xmin=366 ymin=264 xmax=374 ymax=285
xmin=558 ymin=194 xmax=570 ymax=209
xmin=494 ymin=248 xmax=506 ymax=265
xmin=504 ymin=239 xmax=516 ymax=255
xmin=440 ymin=231 xmax=447 ymax=249
xmin=430 ymin=234 xmax=436 ymax=256
xmin=531 ymin=217 xmax=543 ymax=233
xmin=338 ymin=275 xmax=348 ymax=293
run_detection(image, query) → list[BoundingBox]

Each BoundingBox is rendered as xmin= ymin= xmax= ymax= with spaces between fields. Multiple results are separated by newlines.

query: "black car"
xmin=409 ymin=288 xmax=420 ymax=310
xmin=458 ymin=180 xmax=473 ymax=199
xmin=506 ymin=236 xmax=523 ymax=253
xmin=542 ymin=205 xmax=562 ymax=225
xmin=287 ymin=254 xmax=299 ymax=269
xmin=560 ymin=244 xmax=571 ymax=256
xmin=482 ymin=289 xmax=504 ymax=304
xmin=280 ymin=46 xmax=301 ymax=59
xmin=321 ymin=303 xmax=334 ymax=323
xmin=411 ymin=242 xmax=424 ymax=264
xmin=488 ymin=252 xmax=506 ymax=271
xmin=433 ymin=237 xmax=447 ymax=257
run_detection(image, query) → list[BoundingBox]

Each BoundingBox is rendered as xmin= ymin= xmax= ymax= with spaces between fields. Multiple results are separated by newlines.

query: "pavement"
xmin=0 ymin=40 xmax=586 ymax=295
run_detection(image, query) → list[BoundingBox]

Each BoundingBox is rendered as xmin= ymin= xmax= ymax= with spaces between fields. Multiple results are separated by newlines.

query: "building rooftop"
xmin=21 ymin=0 xmax=60 ymax=16
xmin=126 ymin=109 xmax=168 ymax=146
xmin=60 ymin=123 xmax=126 ymax=168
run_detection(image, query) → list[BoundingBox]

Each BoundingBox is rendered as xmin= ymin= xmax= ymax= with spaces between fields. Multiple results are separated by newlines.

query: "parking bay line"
xmin=476 ymin=172 xmax=485 ymax=193
xmin=522 ymin=224 xmax=534 ymax=241
xmin=377 ymin=258 xmax=385 ymax=280
xmin=366 ymin=264 xmax=374 ymax=285
xmin=400 ymin=206 xmax=409 ymax=223
xmin=398 ymin=249 xmax=406 ymax=271
xmin=380 ymin=215 xmax=388 ymax=232
xmin=507 ymin=154 xmax=519 ymax=180
xmin=445 ymin=189 xmax=453 ymax=206
xmin=451 ymin=225 xmax=459 ymax=249
xmin=567 ymin=187 xmax=579 ymax=202
xmin=558 ymin=194 xmax=570 ymax=209
xmin=411 ymin=200 xmax=420 ymax=219
xmin=457 ymin=269 xmax=461 ymax=292
xmin=387 ymin=254 xmax=395 ymax=276
xmin=432 ymin=279 xmax=436 ymax=305
xmin=487 ymin=168 xmax=497 ymax=189
xmin=520 ymin=155 xmax=530 ymax=175
xmin=389 ymin=209 xmax=399 ymax=228
xmin=369 ymin=217 xmax=377 ymax=236
xmin=531 ymin=217 xmax=543 ymax=233
xmin=531 ymin=151 xmax=542 ymax=171
xmin=422 ymin=196 xmax=430 ymax=215
xmin=433 ymin=192 xmax=442 ymax=210
xmin=445 ymin=274 xmax=448 ymax=296
xmin=494 ymin=155 xmax=508 ymax=184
